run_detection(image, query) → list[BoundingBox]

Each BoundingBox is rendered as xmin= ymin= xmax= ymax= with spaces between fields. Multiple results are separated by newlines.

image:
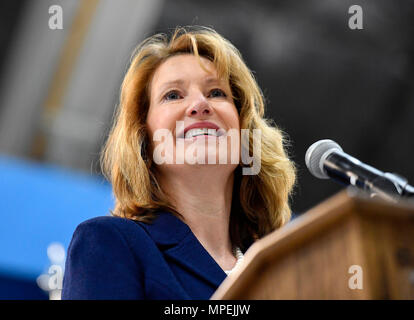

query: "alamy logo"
xmin=151 ymin=122 xmax=262 ymax=175
xmin=348 ymin=265 xmax=363 ymax=290
xmin=348 ymin=5 xmax=363 ymax=30
xmin=37 ymin=242 xmax=66 ymax=300
xmin=48 ymin=5 xmax=63 ymax=30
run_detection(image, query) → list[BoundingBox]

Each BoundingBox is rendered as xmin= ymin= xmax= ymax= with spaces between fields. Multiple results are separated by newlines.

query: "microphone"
xmin=305 ymin=139 xmax=414 ymax=202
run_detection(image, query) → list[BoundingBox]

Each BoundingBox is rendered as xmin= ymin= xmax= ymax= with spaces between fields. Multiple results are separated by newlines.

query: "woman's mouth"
xmin=184 ymin=128 xmax=225 ymax=139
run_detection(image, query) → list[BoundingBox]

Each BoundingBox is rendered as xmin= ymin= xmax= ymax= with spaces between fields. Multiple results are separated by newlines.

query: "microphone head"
xmin=305 ymin=139 xmax=343 ymax=179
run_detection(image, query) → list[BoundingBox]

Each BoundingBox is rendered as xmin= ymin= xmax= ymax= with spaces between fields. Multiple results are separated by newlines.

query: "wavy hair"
xmin=100 ymin=26 xmax=296 ymax=251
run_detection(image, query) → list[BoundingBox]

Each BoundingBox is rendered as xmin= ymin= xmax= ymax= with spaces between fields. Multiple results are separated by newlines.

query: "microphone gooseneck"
xmin=305 ymin=139 xmax=414 ymax=202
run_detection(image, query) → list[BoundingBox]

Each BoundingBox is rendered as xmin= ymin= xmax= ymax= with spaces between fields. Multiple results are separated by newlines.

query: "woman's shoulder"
xmin=63 ymin=215 xmax=154 ymax=299
xmin=68 ymin=211 xmax=190 ymax=256
xmin=75 ymin=215 xmax=145 ymax=233
xmin=69 ymin=215 xmax=155 ymax=254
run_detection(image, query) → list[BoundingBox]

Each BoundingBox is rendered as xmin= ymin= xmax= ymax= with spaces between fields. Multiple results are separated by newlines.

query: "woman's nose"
xmin=186 ymin=96 xmax=213 ymax=117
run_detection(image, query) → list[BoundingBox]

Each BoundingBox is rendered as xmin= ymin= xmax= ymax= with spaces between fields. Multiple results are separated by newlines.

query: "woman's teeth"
xmin=184 ymin=128 xmax=220 ymax=139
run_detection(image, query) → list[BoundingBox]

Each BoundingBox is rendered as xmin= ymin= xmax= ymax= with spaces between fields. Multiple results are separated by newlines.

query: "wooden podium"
xmin=211 ymin=190 xmax=414 ymax=299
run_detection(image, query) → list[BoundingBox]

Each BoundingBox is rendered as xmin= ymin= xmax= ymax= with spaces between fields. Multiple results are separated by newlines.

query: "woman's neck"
xmin=158 ymin=168 xmax=237 ymax=270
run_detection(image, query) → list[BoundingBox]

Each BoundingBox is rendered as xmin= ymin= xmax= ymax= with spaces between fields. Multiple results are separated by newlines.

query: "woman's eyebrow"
xmin=204 ymin=77 xmax=224 ymax=85
xmin=158 ymin=79 xmax=185 ymax=93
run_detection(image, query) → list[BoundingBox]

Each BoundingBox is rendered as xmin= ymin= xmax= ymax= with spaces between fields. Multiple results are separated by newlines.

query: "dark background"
xmin=152 ymin=0 xmax=414 ymax=213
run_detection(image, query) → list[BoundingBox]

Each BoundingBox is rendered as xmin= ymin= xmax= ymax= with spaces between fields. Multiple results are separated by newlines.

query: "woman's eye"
xmin=209 ymin=88 xmax=226 ymax=98
xmin=164 ymin=90 xmax=182 ymax=101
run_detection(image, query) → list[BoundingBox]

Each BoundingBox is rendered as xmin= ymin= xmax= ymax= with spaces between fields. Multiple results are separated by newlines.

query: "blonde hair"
xmin=101 ymin=26 xmax=296 ymax=251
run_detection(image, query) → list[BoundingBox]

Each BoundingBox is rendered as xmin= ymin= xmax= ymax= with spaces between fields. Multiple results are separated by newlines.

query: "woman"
xmin=62 ymin=26 xmax=296 ymax=300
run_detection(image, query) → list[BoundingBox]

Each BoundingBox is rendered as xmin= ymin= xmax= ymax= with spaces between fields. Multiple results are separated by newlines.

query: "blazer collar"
xmin=137 ymin=211 xmax=227 ymax=288
xmin=139 ymin=211 xmax=190 ymax=246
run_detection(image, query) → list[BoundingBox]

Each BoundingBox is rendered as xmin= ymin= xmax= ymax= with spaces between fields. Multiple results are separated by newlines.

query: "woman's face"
xmin=146 ymin=54 xmax=240 ymax=172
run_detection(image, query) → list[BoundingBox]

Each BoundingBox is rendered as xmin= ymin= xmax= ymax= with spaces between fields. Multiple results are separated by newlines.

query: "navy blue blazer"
xmin=62 ymin=211 xmax=241 ymax=300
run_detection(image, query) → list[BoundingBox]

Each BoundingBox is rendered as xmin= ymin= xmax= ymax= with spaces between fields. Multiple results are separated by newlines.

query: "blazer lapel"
xmin=163 ymin=230 xmax=227 ymax=288
xmin=137 ymin=211 xmax=227 ymax=288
